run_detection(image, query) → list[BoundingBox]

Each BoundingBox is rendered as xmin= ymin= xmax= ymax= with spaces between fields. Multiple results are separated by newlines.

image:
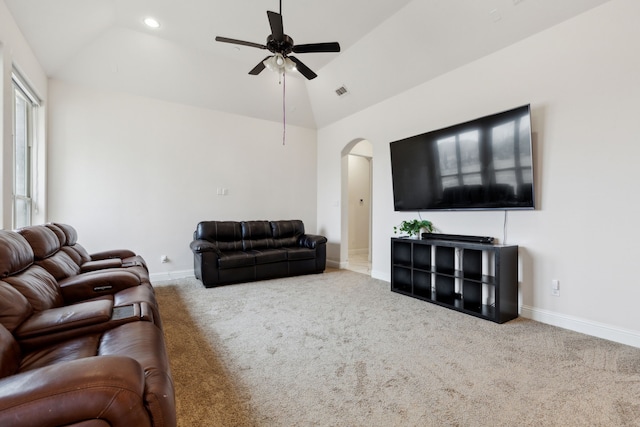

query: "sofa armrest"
xmin=90 ymin=249 xmax=137 ymax=260
xmin=14 ymin=299 xmax=113 ymax=339
xmin=190 ymin=239 xmax=222 ymax=255
xmin=298 ymin=234 xmax=328 ymax=249
xmin=81 ymin=258 xmax=123 ymax=272
xmin=59 ymin=270 xmax=141 ymax=304
xmin=0 ymin=356 xmax=152 ymax=427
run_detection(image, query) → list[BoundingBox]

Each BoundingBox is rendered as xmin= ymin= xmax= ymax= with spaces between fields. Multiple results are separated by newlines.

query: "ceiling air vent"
xmin=335 ymin=85 xmax=349 ymax=97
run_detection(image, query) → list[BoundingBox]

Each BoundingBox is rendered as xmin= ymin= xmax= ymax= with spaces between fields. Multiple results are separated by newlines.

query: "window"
xmin=12 ymin=71 xmax=40 ymax=229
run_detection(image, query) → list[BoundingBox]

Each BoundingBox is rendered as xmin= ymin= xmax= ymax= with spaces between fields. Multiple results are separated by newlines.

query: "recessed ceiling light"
xmin=144 ymin=17 xmax=160 ymax=29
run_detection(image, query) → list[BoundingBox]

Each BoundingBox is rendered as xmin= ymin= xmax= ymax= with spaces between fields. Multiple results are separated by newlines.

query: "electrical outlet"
xmin=551 ymin=279 xmax=560 ymax=297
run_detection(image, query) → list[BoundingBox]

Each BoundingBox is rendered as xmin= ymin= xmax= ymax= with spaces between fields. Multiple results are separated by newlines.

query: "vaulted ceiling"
xmin=5 ymin=0 xmax=610 ymax=128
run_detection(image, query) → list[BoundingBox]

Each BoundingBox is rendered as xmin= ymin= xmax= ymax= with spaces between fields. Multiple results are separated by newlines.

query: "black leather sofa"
xmin=190 ymin=220 xmax=327 ymax=287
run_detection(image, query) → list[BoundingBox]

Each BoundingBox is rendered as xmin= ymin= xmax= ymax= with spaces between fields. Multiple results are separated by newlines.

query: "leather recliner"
xmin=16 ymin=224 xmax=163 ymax=326
xmin=49 ymin=223 xmax=149 ymax=279
xmin=0 ymin=229 xmax=175 ymax=427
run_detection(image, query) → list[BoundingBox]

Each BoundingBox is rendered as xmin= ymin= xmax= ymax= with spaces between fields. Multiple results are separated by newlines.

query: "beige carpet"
xmin=154 ymin=269 xmax=640 ymax=426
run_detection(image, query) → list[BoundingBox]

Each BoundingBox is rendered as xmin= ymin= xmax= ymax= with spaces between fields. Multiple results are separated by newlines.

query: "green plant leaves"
xmin=393 ymin=219 xmax=434 ymax=236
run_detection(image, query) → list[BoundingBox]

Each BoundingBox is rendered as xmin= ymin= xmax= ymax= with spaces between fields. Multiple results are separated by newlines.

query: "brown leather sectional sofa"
xmin=0 ymin=223 xmax=175 ymax=427
xmin=190 ymin=219 xmax=327 ymax=287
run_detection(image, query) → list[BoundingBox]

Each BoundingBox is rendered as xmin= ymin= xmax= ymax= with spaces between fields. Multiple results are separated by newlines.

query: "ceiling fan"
xmin=215 ymin=0 xmax=340 ymax=80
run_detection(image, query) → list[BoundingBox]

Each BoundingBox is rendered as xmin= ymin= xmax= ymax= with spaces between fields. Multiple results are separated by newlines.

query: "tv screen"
xmin=390 ymin=105 xmax=534 ymax=211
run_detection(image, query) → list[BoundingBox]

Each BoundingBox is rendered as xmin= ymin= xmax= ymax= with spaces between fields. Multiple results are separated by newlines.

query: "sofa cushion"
xmin=270 ymin=220 xmax=304 ymax=247
xmin=218 ymin=251 xmax=255 ymax=269
xmin=0 ymin=282 xmax=33 ymax=333
xmin=37 ymin=251 xmax=82 ymax=281
xmin=3 ymin=266 xmax=64 ymax=312
xmin=17 ymin=225 xmax=83 ymax=280
xmin=196 ymin=221 xmax=243 ymax=251
xmin=48 ymin=223 xmax=90 ymax=264
xmin=66 ymin=243 xmax=93 ymax=264
xmin=0 ymin=230 xmax=34 ymax=278
xmin=19 ymin=334 xmax=102 ymax=373
xmin=45 ymin=223 xmax=67 ymax=246
xmin=60 ymin=246 xmax=86 ymax=265
xmin=249 ymin=249 xmax=288 ymax=265
xmin=51 ymin=222 xmax=79 ymax=246
xmin=242 ymin=221 xmax=276 ymax=250
xmin=18 ymin=225 xmax=61 ymax=260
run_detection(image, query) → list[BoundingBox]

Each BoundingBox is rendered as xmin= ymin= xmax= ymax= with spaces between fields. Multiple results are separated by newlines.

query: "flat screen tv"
xmin=390 ymin=105 xmax=534 ymax=211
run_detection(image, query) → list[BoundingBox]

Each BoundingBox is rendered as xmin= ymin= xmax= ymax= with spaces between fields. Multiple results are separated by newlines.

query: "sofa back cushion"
xmin=241 ymin=221 xmax=276 ymax=250
xmin=270 ymin=220 xmax=304 ymax=247
xmin=60 ymin=245 xmax=84 ymax=265
xmin=17 ymin=225 xmax=82 ymax=280
xmin=195 ymin=221 xmax=243 ymax=251
xmin=0 ymin=281 xmax=33 ymax=333
xmin=37 ymin=252 xmax=83 ymax=281
xmin=65 ymin=243 xmax=92 ymax=264
xmin=3 ymin=266 xmax=64 ymax=312
xmin=0 ymin=230 xmax=35 ymax=278
xmin=45 ymin=223 xmax=67 ymax=246
xmin=17 ymin=225 xmax=61 ymax=260
xmin=50 ymin=223 xmax=93 ymax=264
xmin=51 ymin=222 xmax=79 ymax=245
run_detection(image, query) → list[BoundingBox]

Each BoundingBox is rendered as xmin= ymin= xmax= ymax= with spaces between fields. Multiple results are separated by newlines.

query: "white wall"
xmin=317 ymin=0 xmax=640 ymax=346
xmin=48 ymin=80 xmax=318 ymax=280
xmin=0 ymin=1 xmax=48 ymax=228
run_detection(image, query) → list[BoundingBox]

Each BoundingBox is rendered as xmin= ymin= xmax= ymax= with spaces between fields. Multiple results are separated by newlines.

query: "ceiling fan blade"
xmin=292 ymin=42 xmax=341 ymax=54
xmin=249 ymin=56 xmax=272 ymax=75
xmin=288 ymin=56 xmax=317 ymax=80
xmin=215 ymin=36 xmax=267 ymax=50
xmin=267 ymin=11 xmax=284 ymax=41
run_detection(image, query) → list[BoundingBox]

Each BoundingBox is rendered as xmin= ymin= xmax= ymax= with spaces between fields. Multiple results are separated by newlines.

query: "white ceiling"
xmin=5 ymin=0 xmax=611 ymax=128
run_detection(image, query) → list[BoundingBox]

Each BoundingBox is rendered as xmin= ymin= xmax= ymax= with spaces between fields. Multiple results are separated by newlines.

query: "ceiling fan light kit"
xmin=263 ymin=53 xmax=296 ymax=73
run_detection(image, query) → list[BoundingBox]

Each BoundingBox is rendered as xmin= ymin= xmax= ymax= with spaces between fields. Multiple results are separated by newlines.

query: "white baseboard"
xmin=520 ymin=305 xmax=640 ymax=348
xmin=327 ymin=259 xmax=347 ymax=269
xmin=370 ymin=270 xmax=388 ymax=282
xmin=150 ymin=269 xmax=194 ymax=284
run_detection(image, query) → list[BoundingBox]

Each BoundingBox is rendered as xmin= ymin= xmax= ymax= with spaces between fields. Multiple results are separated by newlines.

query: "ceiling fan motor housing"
xmin=267 ymin=34 xmax=294 ymax=55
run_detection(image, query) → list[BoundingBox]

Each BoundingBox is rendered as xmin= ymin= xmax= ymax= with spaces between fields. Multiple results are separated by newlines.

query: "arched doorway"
xmin=341 ymin=139 xmax=373 ymax=275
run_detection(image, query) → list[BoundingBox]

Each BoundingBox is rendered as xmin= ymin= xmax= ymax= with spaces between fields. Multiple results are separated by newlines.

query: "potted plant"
xmin=393 ymin=219 xmax=434 ymax=239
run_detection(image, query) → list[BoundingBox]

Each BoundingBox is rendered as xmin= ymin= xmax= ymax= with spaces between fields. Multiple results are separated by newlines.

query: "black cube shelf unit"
xmin=391 ymin=237 xmax=519 ymax=323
